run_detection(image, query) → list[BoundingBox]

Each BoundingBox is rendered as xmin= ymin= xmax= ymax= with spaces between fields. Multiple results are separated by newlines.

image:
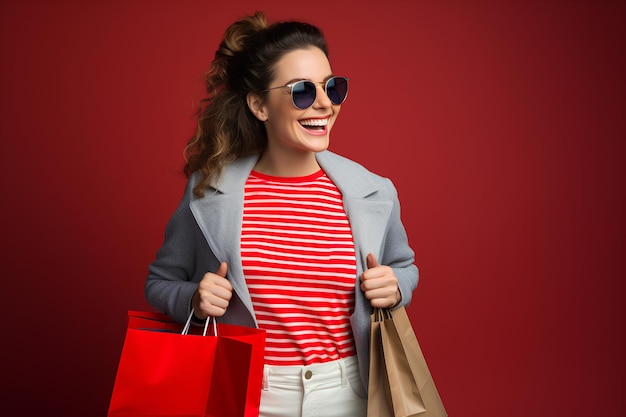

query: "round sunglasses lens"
xmin=326 ymin=77 xmax=348 ymax=105
xmin=291 ymin=81 xmax=317 ymax=109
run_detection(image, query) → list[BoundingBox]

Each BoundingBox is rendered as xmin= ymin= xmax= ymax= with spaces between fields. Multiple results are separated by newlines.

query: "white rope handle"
xmin=183 ymin=309 xmax=218 ymax=336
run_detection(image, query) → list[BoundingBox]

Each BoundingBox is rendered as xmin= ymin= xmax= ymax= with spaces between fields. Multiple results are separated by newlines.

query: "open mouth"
xmin=299 ymin=118 xmax=328 ymax=131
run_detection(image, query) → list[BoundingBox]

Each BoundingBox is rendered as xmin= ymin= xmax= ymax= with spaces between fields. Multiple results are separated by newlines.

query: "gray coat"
xmin=146 ymin=150 xmax=419 ymax=390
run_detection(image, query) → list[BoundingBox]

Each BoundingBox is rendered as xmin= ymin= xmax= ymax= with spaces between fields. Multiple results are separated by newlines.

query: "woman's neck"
xmin=253 ymin=151 xmax=320 ymax=177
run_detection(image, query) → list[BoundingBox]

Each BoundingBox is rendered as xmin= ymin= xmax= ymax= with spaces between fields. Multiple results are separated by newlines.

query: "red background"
xmin=1 ymin=1 xmax=624 ymax=415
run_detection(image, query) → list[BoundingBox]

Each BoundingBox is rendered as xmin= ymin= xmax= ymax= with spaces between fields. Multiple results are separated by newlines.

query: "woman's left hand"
xmin=360 ymin=253 xmax=402 ymax=308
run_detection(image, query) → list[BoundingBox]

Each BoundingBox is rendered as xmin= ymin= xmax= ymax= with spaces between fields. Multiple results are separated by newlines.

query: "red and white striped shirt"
xmin=241 ymin=169 xmax=357 ymax=366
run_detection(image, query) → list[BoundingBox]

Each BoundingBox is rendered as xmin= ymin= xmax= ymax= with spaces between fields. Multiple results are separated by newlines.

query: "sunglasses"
xmin=264 ymin=76 xmax=349 ymax=110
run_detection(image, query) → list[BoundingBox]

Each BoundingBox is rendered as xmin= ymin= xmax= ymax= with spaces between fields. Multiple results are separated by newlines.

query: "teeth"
xmin=299 ymin=118 xmax=328 ymax=127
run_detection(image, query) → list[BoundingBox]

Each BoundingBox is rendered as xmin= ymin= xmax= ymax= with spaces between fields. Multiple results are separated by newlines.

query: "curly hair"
xmin=183 ymin=12 xmax=329 ymax=197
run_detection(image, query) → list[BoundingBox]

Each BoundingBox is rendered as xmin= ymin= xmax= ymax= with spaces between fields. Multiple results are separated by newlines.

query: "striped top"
xmin=241 ymin=169 xmax=357 ymax=366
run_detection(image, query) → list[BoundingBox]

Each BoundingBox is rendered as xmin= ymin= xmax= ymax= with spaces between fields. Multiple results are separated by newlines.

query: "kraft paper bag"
xmin=368 ymin=307 xmax=447 ymax=417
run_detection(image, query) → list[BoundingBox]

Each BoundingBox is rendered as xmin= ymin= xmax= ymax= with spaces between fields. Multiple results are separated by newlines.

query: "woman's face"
xmin=255 ymin=47 xmax=341 ymax=163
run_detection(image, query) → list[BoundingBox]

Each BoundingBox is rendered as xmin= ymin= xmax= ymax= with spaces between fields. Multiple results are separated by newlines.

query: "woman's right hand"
xmin=191 ymin=262 xmax=232 ymax=319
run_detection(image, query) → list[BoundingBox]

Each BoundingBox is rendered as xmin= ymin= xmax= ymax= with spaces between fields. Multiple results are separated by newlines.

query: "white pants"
xmin=259 ymin=356 xmax=367 ymax=417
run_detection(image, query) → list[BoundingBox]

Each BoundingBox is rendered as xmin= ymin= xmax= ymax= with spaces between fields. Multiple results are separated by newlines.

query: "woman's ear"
xmin=247 ymin=92 xmax=269 ymax=122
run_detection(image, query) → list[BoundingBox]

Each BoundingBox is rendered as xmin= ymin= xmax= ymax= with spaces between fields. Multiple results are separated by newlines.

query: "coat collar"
xmin=206 ymin=151 xmax=381 ymax=199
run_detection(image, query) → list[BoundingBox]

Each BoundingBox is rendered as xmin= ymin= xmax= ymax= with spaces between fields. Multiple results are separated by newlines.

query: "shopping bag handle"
xmin=372 ymin=307 xmax=393 ymax=322
xmin=182 ymin=309 xmax=218 ymax=337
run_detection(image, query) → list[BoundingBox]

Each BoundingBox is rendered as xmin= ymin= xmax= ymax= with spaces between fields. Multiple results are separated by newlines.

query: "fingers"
xmin=194 ymin=262 xmax=233 ymax=318
xmin=361 ymin=253 xmax=400 ymax=308
xmin=361 ymin=280 xmax=398 ymax=308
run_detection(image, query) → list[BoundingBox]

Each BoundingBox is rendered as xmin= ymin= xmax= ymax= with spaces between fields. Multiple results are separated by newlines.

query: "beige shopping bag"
xmin=368 ymin=307 xmax=447 ymax=417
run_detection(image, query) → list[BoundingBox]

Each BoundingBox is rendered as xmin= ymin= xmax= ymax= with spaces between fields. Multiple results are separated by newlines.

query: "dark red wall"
xmin=1 ymin=1 xmax=624 ymax=415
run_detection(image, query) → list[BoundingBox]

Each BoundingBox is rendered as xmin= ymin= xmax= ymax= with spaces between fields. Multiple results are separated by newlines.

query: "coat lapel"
xmin=343 ymin=196 xmax=393 ymax=271
xmin=189 ymin=155 xmax=259 ymax=311
xmin=317 ymin=151 xmax=393 ymax=327
xmin=316 ymin=152 xmax=393 ymax=273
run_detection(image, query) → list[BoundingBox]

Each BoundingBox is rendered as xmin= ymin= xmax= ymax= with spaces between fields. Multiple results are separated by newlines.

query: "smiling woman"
xmin=247 ymin=47 xmax=344 ymax=176
xmin=144 ymin=11 xmax=418 ymax=417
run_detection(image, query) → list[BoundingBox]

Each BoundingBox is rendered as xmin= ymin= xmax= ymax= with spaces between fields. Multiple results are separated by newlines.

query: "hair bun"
xmin=220 ymin=11 xmax=268 ymax=57
xmin=206 ymin=12 xmax=268 ymax=95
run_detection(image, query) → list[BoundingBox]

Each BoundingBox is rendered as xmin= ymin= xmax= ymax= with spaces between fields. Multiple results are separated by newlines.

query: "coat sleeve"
xmin=380 ymin=177 xmax=419 ymax=307
xmin=144 ymin=186 xmax=220 ymax=323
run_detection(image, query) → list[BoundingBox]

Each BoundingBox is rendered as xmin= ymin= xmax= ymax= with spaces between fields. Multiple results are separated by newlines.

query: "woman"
xmin=145 ymin=12 xmax=418 ymax=417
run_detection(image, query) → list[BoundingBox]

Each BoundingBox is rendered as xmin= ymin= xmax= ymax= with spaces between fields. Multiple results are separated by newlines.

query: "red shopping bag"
xmin=108 ymin=310 xmax=265 ymax=417
xmin=212 ymin=322 xmax=266 ymax=417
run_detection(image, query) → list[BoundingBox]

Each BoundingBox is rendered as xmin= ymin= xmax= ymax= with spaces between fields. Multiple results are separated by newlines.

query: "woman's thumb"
xmin=215 ymin=261 xmax=228 ymax=277
xmin=366 ymin=253 xmax=379 ymax=269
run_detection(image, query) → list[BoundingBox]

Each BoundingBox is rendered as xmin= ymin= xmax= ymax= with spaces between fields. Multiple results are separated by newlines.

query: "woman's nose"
xmin=312 ymin=84 xmax=333 ymax=108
